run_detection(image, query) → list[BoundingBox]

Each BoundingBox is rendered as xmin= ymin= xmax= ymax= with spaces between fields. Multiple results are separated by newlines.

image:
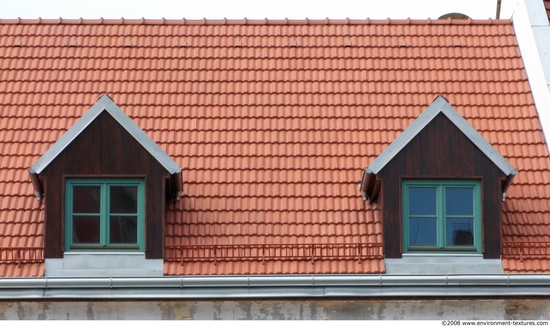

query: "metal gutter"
xmin=2 ymin=274 xmax=550 ymax=299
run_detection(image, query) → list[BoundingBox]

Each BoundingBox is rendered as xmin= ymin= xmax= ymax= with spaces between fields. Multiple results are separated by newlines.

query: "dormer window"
xmin=65 ymin=178 xmax=145 ymax=251
xmin=360 ymin=96 xmax=516 ymax=264
xmin=28 ymin=95 xmax=182 ymax=277
xmin=402 ymin=180 xmax=481 ymax=253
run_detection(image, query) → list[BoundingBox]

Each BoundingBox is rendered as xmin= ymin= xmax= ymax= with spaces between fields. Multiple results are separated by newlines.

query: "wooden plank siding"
xmin=377 ymin=114 xmax=506 ymax=259
xmin=41 ymin=111 xmax=171 ymax=259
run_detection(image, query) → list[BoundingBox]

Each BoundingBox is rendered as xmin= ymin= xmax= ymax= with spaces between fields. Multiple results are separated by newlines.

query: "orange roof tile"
xmin=0 ymin=18 xmax=548 ymax=276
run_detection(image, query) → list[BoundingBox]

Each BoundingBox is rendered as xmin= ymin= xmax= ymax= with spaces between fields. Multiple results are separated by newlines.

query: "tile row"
xmin=0 ymin=93 xmax=536 ymax=107
xmin=0 ymin=263 xmax=43 ymax=277
xmin=164 ymin=258 xmax=385 ymax=275
xmin=165 ymin=223 xmax=381 ymax=237
xmin=0 ymin=46 xmax=522 ymax=61
xmin=0 ymin=210 xmax=43 ymax=224
xmin=0 ymin=123 xmax=544 ymax=143
xmin=0 ymin=21 xmax=513 ymax=36
xmin=503 ymin=199 xmax=550 ymax=213
xmin=1 ymin=104 xmax=538 ymax=120
xmin=164 ymin=234 xmax=382 ymax=246
xmin=0 ymin=236 xmax=43 ymax=248
xmin=3 ymin=35 xmax=516 ymax=46
xmin=0 ymin=69 xmax=529 ymax=84
xmin=502 ymin=259 xmax=550 ymax=273
xmin=0 ymin=80 xmax=532 ymax=95
xmin=166 ymin=210 xmax=380 ymax=225
xmin=502 ymin=225 xmax=550 ymax=237
xmin=180 ymin=182 xmax=369 ymax=198
xmin=0 ymin=223 xmax=43 ymax=237
xmin=0 ymin=22 xmax=515 ymax=33
xmin=177 ymin=196 xmax=371 ymax=211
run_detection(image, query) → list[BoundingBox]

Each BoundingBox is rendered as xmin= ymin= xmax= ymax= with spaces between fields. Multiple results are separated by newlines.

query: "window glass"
xmin=445 ymin=187 xmax=474 ymax=216
xmin=446 ymin=218 xmax=474 ymax=246
xmin=409 ymin=217 xmax=437 ymax=246
xmin=110 ymin=186 xmax=138 ymax=214
xmin=73 ymin=186 xmax=100 ymax=213
xmin=110 ymin=216 xmax=138 ymax=244
xmin=409 ymin=187 xmax=437 ymax=216
xmin=72 ymin=215 xmax=101 ymax=244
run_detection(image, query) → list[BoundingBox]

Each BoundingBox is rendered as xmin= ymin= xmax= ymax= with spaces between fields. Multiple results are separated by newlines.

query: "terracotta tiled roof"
xmin=0 ymin=18 xmax=548 ymax=276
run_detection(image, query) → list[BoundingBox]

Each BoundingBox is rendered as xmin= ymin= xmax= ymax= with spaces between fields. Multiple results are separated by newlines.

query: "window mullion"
xmin=138 ymin=182 xmax=144 ymax=250
xmin=101 ymin=183 xmax=109 ymax=247
xmin=403 ymin=184 xmax=410 ymax=251
xmin=66 ymin=184 xmax=73 ymax=251
xmin=438 ymin=185 xmax=445 ymax=249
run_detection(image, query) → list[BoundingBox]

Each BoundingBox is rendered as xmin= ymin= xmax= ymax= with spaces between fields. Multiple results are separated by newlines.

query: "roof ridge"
xmin=0 ymin=17 xmax=512 ymax=26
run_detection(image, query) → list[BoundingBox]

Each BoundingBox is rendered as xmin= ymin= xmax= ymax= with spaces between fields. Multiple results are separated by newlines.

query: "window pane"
xmin=73 ymin=215 xmax=100 ymax=244
xmin=446 ymin=218 xmax=474 ymax=246
xmin=73 ymin=186 xmax=100 ymax=213
xmin=110 ymin=216 xmax=138 ymax=244
xmin=409 ymin=187 xmax=437 ymax=216
xmin=409 ymin=217 xmax=437 ymax=246
xmin=446 ymin=187 xmax=474 ymax=216
xmin=110 ymin=186 xmax=138 ymax=214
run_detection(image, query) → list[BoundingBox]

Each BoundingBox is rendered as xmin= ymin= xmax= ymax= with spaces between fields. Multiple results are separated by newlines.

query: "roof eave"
xmin=29 ymin=94 xmax=181 ymax=175
xmin=2 ymin=274 xmax=550 ymax=299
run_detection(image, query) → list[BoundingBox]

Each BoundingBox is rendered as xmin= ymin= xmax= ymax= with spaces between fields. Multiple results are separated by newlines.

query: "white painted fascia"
xmin=501 ymin=0 xmax=550 ymax=147
xmin=29 ymin=94 xmax=181 ymax=175
xmin=366 ymin=96 xmax=516 ymax=176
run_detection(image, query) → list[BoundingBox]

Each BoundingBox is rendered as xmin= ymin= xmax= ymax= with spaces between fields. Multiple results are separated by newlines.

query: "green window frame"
xmin=402 ymin=179 xmax=481 ymax=253
xmin=65 ymin=178 xmax=145 ymax=251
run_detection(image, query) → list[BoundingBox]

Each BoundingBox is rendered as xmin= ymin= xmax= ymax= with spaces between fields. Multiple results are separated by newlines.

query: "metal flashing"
xmin=45 ymin=253 xmax=163 ymax=277
xmin=29 ymin=94 xmax=181 ymax=175
xmin=385 ymin=255 xmax=504 ymax=274
xmin=366 ymin=96 xmax=517 ymax=176
xmin=1 ymin=274 xmax=550 ymax=299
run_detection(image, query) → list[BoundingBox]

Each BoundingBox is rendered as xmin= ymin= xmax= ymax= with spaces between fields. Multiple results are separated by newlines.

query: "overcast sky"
xmin=0 ymin=0 xmax=499 ymax=20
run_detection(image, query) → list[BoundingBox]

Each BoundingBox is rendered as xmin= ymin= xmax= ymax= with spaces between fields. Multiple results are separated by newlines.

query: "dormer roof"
xmin=29 ymin=94 xmax=181 ymax=176
xmin=365 ymin=96 xmax=517 ymax=177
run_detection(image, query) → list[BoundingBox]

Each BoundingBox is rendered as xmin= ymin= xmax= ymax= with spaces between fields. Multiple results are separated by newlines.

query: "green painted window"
xmin=65 ymin=178 xmax=145 ymax=251
xmin=402 ymin=180 xmax=481 ymax=253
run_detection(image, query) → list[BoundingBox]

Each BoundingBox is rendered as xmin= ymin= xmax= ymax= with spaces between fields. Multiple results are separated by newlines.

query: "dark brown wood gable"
xmin=377 ymin=113 xmax=506 ymax=259
xmin=40 ymin=111 xmax=171 ymax=259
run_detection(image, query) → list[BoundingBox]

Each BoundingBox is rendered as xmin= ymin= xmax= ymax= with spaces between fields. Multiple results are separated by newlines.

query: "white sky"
xmin=0 ymin=0 xmax=499 ymax=20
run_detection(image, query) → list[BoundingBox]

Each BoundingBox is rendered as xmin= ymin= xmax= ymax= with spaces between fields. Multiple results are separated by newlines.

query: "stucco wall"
xmin=1 ymin=299 xmax=550 ymax=320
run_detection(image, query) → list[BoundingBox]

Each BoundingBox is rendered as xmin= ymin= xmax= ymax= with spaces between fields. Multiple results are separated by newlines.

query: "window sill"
xmin=64 ymin=251 xmax=145 ymax=255
xmin=385 ymin=254 xmax=503 ymax=275
xmin=45 ymin=252 xmax=163 ymax=277
xmin=402 ymin=253 xmax=482 ymax=257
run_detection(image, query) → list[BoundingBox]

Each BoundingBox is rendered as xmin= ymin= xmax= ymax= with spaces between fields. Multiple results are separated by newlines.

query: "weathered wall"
xmin=0 ymin=299 xmax=549 ymax=320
